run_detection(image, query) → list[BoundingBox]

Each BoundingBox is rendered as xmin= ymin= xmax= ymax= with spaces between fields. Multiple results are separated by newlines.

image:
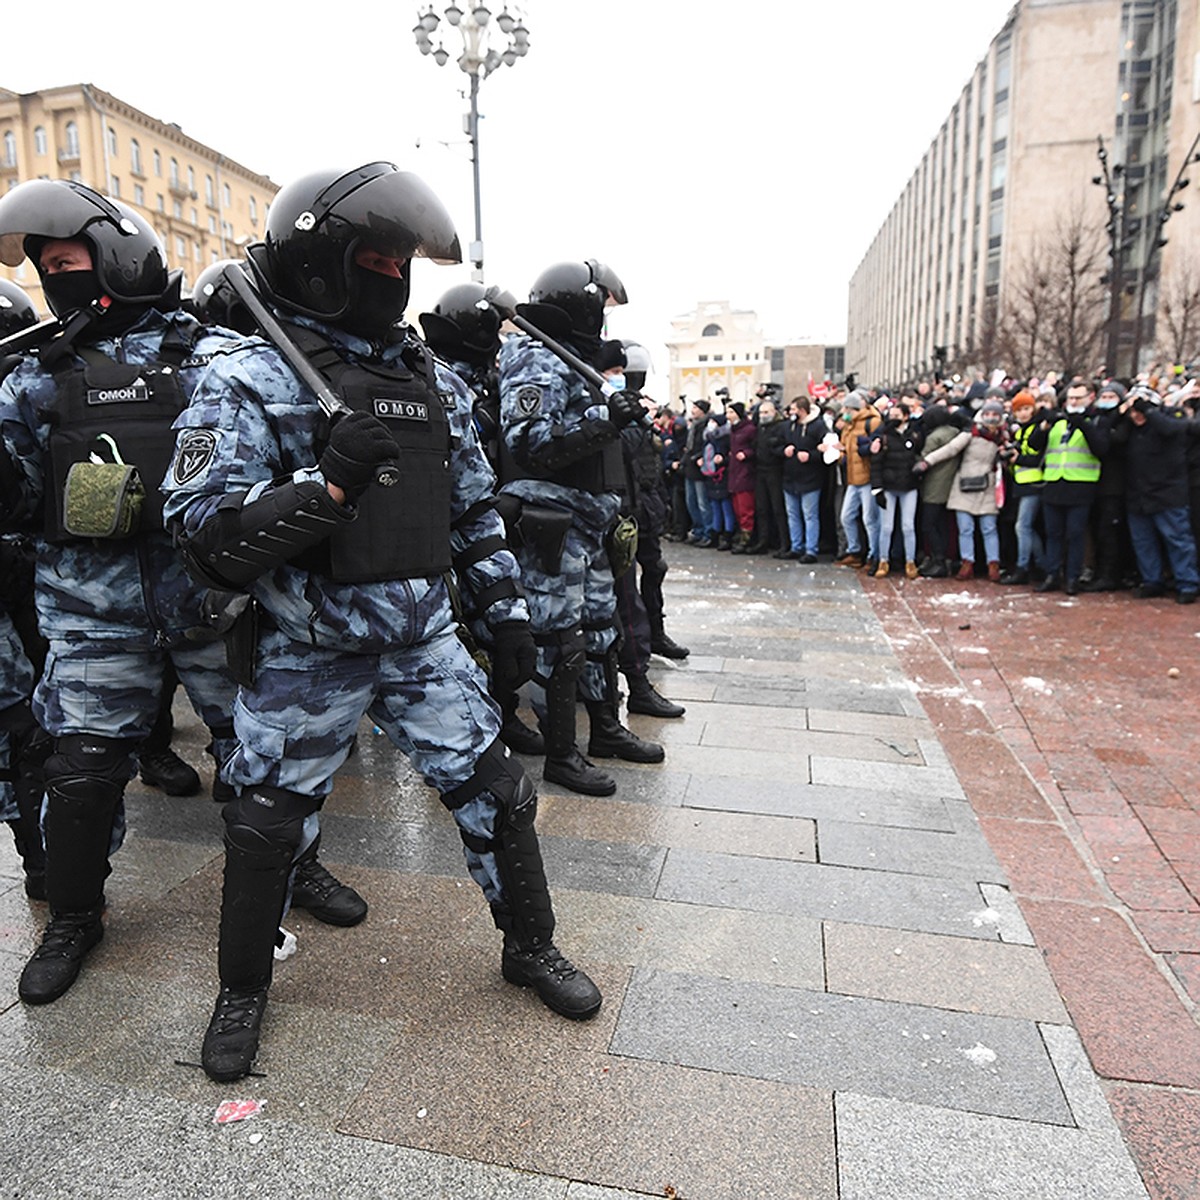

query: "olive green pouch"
xmin=606 ymin=514 xmax=639 ymax=579
xmin=62 ymin=434 xmax=145 ymax=539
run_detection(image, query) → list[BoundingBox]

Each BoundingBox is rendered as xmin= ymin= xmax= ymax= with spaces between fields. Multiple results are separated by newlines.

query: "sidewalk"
xmin=0 ymin=545 xmax=1192 ymax=1198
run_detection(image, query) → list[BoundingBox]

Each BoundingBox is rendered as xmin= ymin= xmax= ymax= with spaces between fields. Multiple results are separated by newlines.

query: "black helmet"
xmin=246 ymin=162 xmax=460 ymax=337
xmin=0 ymin=279 xmax=38 ymax=337
xmin=0 ymin=179 xmax=169 ymax=315
xmin=419 ymin=282 xmax=503 ymax=363
xmin=526 ymin=260 xmax=627 ymax=341
xmin=187 ymin=258 xmax=257 ymax=334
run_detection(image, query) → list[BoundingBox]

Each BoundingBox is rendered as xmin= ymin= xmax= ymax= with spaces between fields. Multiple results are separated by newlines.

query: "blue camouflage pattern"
xmin=497 ymin=334 xmax=619 ymax=704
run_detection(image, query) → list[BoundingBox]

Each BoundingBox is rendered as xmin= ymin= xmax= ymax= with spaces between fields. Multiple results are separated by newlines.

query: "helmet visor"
xmin=589 ymin=259 xmax=628 ymax=306
xmin=317 ymin=165 xmax=461 ymax=265
xmin=0 ymin=179 xmax=132 ymax=267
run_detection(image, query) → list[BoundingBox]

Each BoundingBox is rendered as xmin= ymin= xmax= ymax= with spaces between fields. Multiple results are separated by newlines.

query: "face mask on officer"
xmin=36 ymin=237 xmax=102 ymax=319
xmin=343 ymin=245 xmax=410 ymax=340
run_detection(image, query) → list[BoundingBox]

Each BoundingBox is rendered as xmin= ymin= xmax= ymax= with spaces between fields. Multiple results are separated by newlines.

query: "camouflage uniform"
xmin=0 ymin=311 xmax=239 ymax=917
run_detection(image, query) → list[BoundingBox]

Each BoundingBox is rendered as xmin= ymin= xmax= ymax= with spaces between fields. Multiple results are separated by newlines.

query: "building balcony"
xmin=169 ymin=179 xmax=196 ymax=199
xmin=58 ymin=148 xmax=80 ymax=164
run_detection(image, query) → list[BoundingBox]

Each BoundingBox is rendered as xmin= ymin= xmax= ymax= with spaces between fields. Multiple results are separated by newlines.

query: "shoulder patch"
xmin=172 ymin=428 xmax=218 ymax=485
xmin=515 ymin=384 xmax=543 ymax=416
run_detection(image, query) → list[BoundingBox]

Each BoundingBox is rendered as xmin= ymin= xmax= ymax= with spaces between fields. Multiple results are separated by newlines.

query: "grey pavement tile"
xmin=665 ymin=698 xmax=814 ymax=731
xmin=613 ymin=967 xmax=1073 ymax=1125
xmin=0 ymin=1063 xmax=570 ymax=1200
xmin=806 ymin=707 xmax=935 ymax=739
xmin=341 ymin=1032 xmax=835 ymax=1200
xmin=658 ymin=847 xmax=999 ymax=939
xmin=823 ymin=922 xmax=1070 ymax=1023
xmin=538 ymin=763 xmax=693 ymax=808
xmin=121 ymin=785 xmax=226 ymax=846
xmin=980 ymin=881 xmax=1037 ymax=945
xmin=540 ymin=835 xmax=668 ymax=899
xmin=811 ymin=754 xmax=967 ymax=798
xmin=553 ymin=890 xmax=825 ymax=989
xmin=695 ymin=723 xmax=925 ymax=763
xmin=783 ymin=679 xmax=913 ymax=717
xmin=817 ymin=819 xmax=1007 ymax=883
xmin=836 ymin=1085 xmax=1149 ymax=1199
xmin=535 ymin=794 xmax=816 ymax=863
xmin=684 ymin=776 xmax=958 ymax=831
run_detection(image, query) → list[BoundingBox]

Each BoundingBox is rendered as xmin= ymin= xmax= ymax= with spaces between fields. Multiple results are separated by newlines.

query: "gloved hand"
xmin=490 ymin=620 xmax=538 ymax=695
xmin=911 ymin=459 xmax=930 ymax=475
xmin=607 ymin=388 xmax=646 ymax=429
xmin=319 ymin=411 xmax=400 ymax=500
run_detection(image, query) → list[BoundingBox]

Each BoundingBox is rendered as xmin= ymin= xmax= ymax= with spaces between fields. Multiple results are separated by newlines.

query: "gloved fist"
xmin=490 ymin=620 xmax=538 ymax=695
xmin=319 ymin=411 xmax=400 ymax=500
xmin=911 ymin=459 xmax=930 ymax=475
xmin=607 ymin=389 xmax=646 ymax=429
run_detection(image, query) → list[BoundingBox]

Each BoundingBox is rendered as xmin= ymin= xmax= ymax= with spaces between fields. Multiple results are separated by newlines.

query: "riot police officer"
xmin=163 ymin=163 xmax=600 ymax=1085
xmin=420 ymin=283 xmax=543 ymax=757
xmin=0 ymin=279 xmax=50 ymax=899
xmin=0 ymin=181 xmax=245 ymax=1005
xmin=496 ymin=263 xmax=664 ymax=798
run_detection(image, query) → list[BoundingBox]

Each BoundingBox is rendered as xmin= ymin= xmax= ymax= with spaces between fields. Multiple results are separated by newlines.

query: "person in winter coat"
xmin=916 ymin=406 xmax=965 ymax=576
xmin=915 ymin=398 xmax=1008 ymax=581
xmin=1028 ymin=378 xmax=1111 ymax=595
xmin=777 ymin=397 xmax=829 ymax=560
xmin=1111 ymin=387 xmax=1199 ymax=602
xmin=998 ymin=390 xmax=1045 ymax=585
xmin=725 ymin=402 xmax=758 ymax=553
xmin=702 ymin=411 xmax=734 ymax=550
xmin=835 ymin=392 xmax=883 ymax=570
xmin=748 ymin=398 xmax=788 ymax=554
xmin=868 ymin=401 xmax=924 ymax=577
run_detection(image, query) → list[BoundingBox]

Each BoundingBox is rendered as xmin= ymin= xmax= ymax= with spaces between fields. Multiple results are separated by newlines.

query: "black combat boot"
xmin=540 ymin=648 xmax=615 ymax=796
xmin=490 ymin=815 xmax=602 ymax=1020
xmin=498 ymin=696 xmax=545 ymax=756
xmin=649 ymin=628 xmax=690 ymax=659
xmin=202 ymin=811 xmax=293 ymax=1083
xmin=585 ymin=700 xmax=665 ymax=763
xmin=137 ymin=747 xmax=202 ymax=797
xmin=625 ymin=675 xmax=685 ymax=718
xmin=19 ymin=769 xmax=122 ymax=1004
xmin=289 ymin=835 xmax=368 ymax=927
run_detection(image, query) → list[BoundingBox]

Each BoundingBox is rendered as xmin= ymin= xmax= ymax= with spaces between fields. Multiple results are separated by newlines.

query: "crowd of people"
xmin=658 ymin=370 xmax=1200 ymax=603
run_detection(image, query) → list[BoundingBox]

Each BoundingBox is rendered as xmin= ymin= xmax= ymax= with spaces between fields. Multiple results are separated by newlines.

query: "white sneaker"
xmin=273 ymin=926 xmax=298 ymax=962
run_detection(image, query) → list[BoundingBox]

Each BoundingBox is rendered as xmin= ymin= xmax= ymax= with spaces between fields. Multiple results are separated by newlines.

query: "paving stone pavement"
xmin=0 ymin=544 xmax=1180 ymax=1198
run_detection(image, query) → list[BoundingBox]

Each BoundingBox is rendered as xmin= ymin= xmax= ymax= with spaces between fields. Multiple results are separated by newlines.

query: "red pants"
xmin=732 ymin=491 xmax=756 ymax=533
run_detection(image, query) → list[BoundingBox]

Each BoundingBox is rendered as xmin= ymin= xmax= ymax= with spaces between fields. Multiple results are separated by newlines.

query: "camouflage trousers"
xmin=511 ymin=521 xmax=617 ymax=714
xmin=224 ymin=623 xmax=513 ymax=904
xmin=0 ymin=614 xmax=35 ymax=824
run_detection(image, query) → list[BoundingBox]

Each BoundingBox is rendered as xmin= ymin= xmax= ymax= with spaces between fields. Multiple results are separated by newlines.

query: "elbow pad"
xmin=177 ymin=479 xmax=353 ymax=591
xmin=527 ymin=418 xmax=618 ymax=472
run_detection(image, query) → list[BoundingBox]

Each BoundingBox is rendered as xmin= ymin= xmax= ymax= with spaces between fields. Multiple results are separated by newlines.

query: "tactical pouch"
xmin=606 ymin=514 xmax=639 ymax=579
xmin=62 ymin=460 xmax=144 ymax=538
xmin=514 ymin=503 xmax=573 ymax=575
xmin=223 ymin=595 xmax=260 ymax=688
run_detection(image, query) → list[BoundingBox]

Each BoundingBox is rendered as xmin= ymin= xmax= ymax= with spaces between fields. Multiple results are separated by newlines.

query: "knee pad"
xmin=222 ymin=785 xmax=317 ymax=850
xmin=441 ymin=738 xmax=538 ymax=832
xmin=44 ymin=734 xmax=136 ymax=791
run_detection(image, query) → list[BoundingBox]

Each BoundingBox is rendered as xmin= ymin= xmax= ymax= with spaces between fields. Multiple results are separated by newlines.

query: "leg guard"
xmin=218 ymin=787 xmax=312 ymax=991
xmin=442 ymin=739 xmax=554 ymax=950
xmin=7 ymin=711 xmax=50 ymax=891
xmin=42 ymin=735 xmax=133 ymax=915
xmin=540 ymin=627 xmax=586 ymax=761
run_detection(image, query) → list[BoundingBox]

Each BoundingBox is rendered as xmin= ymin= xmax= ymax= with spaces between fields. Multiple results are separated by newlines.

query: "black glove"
xmin=319 ymin=411 xmax=400 ymax=500
xmin=607 ymin=389 xmax=646 ymax=429
xmin=489 ymin=620 xmax=537 ymax=696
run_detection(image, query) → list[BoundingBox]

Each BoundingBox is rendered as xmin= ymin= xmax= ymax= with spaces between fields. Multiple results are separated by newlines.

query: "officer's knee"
xmin=222 ymin=785 xmax=316 ymax=850
xmin=44 ymin=734 xmax=135 ymax=790
xmin=441 ymin=738 xmax=537 ymax=832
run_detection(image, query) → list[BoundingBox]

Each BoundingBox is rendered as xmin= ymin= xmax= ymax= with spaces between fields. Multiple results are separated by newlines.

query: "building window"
xmin=205 ymin=174 xmax=215 ymax=206
xmin=130 ymin=138 xmax=142 ymax=175
xmin=175 ymin=234 xmax=186 ymax=259
xmin=69 ymin=170 xmax=81 ymax=183
xmin=187 ymin=165 xmax=196 ymax=193
xmin=191 ymin=207 xmax=198 ymax=226
xmin=63 ymin=121 xmax=79 ymax=159
xmin=109 ymin=175 xmax=120 ymax=198
xmin=153 ymin=149 xmax=162 ymax=176
xmin=713 ymin=354 xmax=724 ymax=362
xmin=156 ymin=193 xmax=165 ymax=212
xmin=134 ymin=183 xmax=145 ymax=207
xmin=194 ymin=241 xmax=202 ymax=262
xmin=771 ymin=348 xmax=785 ymax=371
xmin=173 ymin=199 xmax=182 ymax=218
xmin=701 ymin=323 xmax=723 ymax=337
xmin=2 ymin=131 xmax=15 ymax=168
xmin=223 ymin=183 xmax=232 ymax=208
xmin=208 ymin=215 xmax=217 ymax=233
xmin=170 ymin=157 xmax=180 ymax=187
xmin=698 ymin=354 xmax=709 ymax=362
xmin=248 ymin=196 xmax=257 ymax=223
xmin=33 ymin=126 xmax=47 ymax=156
xmin=107 ymin=127 xmax=117 ymax=156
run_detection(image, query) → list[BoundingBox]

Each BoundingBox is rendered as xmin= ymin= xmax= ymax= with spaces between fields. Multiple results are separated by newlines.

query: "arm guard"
xmin=176 ymin=478 xmax=353 ymax=591
xmin=521 ymin=417 xmax=619 ymax=473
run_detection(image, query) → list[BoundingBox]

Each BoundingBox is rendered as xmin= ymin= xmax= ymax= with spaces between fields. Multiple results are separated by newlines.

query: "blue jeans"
xmin=1128 ymin=506 xmax=1200 ymax=592
xmin=877 ymin=489 xmax=919 ymax=562
xmin=685 ymin=477 xmax=711 ymax=540
xmin=784 ymin=488 xmax=821 ymax=554
xmin=710 ymin=496 xmax=735 ymax=534
xmin=955 ymin=510 xmax=999 ymax=563
xmin=1015 ymin=493 xmax=1044 ymax=570
xmin=1042 ymin=500 xmax=1091 ymax=583
xmin=840 ymin=483 xmax=881 ymax=559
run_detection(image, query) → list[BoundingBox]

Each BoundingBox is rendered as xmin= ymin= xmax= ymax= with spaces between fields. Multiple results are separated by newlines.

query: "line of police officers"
xmin=0 ymin=164 xmax=683 ymax=1083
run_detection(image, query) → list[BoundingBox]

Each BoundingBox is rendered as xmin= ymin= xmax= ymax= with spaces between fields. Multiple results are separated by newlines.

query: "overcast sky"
xmin=3 ymin=0 xmax=1016 ymax=378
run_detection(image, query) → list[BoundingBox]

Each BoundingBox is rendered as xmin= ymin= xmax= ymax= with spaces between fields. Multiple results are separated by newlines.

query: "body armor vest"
xmin=42 ymin=327 xmax=197 ymax=543
xmin=289 ymin=326 xmax=454 ymax=582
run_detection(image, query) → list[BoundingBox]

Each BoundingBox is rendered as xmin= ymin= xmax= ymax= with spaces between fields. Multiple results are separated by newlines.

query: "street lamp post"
xmin=413 ymin=4 xmax=531 ymax=283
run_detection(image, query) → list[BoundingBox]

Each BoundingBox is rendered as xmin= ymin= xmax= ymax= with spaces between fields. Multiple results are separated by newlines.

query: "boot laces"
xmin=294 ymin=859 xmax=342 ymax=900
xmin=33 ymin=916 xmax=95 ymax=961
xmin=211 ymin=989 xmax=265 ymax=1034
xmin=523 ymin=943 xmax=577 ymax=981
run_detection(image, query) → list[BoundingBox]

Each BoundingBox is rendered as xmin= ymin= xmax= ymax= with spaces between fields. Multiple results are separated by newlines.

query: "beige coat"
xmin=920 ymin=428 xmax=1002 ymax=515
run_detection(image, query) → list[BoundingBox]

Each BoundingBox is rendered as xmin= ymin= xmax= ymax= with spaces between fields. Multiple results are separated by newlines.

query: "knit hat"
xmin=1011 ymin=390 xmax=1036 ymax=411
xmin=595 ymin=340 xmax=627 ymax=372
xmin=693 ymin=398 xmax=711 ymax=414
xmin=843 ymin=393 xmax=865 ymax=411
xmin=978 ymin=399 xmax=1005 ymax=420
xmin=729 ymin=401 xmax=747 ymax=420
xmin=1097 ymin=380 xmax=1127 ymax=401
